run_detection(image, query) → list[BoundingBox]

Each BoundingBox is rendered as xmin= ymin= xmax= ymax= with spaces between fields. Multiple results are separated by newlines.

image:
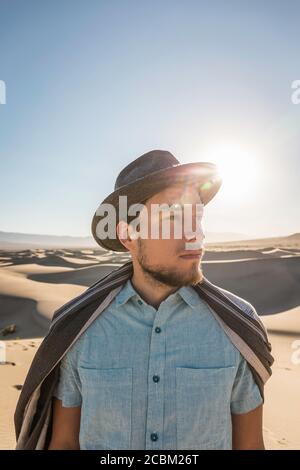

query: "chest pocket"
xmin=175 ymin=365 xmax=236 ymax=450
xmin=79 ymin=366 xmax=133 ymax=450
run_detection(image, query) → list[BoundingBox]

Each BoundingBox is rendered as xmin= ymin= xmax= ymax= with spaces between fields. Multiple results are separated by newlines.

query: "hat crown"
xmin=114 ymin=149 xmax=179 ymax=190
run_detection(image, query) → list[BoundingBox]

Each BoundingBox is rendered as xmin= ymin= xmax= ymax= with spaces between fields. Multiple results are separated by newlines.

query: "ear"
xmin=116 ymin=220 xmax=131 ymax=250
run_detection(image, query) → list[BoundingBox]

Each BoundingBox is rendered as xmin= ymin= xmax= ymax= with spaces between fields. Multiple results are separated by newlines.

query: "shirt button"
xmin=155 ymin=326 xmax=161 ymax=333
xmin=150 ymin=432 xmax=158 ymax=441
xmin=137 ymin=299 xmax=143 ymax=305
xmin=153 ymin=375 xmax=160 ymax=382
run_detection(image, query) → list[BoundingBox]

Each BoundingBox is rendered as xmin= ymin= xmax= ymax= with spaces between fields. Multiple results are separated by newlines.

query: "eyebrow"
xmin=163 ymin=201 xmax=203 ymax=208
xmin=157 ymin=202 xmax=204 ymax=217
xmin=165 ymin=202 xmax=184 ymax=208
xmin=157 ymin=203 xmax=183 ymax=213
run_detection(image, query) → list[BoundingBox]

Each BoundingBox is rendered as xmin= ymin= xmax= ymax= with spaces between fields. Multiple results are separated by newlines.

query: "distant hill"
xmin=0 ymin=231 xmax=96 ymax=250
xmin=287 ymin=233 xmax=300 ymax=240
xmin=205 ymin=232 xmax=253 ymax=243
xmin=206 ymin=232 xmax=300 ymax=250
xmin=2 ymin=230 xmax=298 ymax=251
xmin=0 ymin=229 xmax=253 ymax=249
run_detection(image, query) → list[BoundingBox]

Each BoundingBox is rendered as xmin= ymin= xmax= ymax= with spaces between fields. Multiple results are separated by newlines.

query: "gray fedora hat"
xmin=91 ymin=149 xmax=222 ymax=252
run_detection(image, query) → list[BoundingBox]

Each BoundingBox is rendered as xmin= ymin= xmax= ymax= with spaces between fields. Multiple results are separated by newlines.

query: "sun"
xmin=203 ymin=142 xmax=260 ymax=203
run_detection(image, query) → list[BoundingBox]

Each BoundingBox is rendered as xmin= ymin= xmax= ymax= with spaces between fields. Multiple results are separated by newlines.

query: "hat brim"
xmin=91 ymin=162 xmax=222 ymax=252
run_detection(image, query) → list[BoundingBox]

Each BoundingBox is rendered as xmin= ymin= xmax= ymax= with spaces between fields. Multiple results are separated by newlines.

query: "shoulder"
xmin=218 ymin=286 xmax=258 ymax=319
xmin=217 ymin=286 xmax=267 ymax=332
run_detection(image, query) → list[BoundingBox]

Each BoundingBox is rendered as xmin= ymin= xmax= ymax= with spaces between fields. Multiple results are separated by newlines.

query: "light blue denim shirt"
xmin=53 ymin=278 xmax=263 ymax=450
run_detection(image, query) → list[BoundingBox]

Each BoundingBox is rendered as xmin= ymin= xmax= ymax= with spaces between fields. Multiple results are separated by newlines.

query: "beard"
xmin=135 ymin=238 xmax=204 ymax=288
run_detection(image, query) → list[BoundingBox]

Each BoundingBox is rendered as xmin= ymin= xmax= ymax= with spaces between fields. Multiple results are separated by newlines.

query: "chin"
xmin=180 ymin=267 xmax=204 ymax=286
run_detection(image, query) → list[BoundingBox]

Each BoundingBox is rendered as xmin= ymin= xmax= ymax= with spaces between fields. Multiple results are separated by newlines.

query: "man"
xmin=47 ymin=149 xmax=266 ymax=450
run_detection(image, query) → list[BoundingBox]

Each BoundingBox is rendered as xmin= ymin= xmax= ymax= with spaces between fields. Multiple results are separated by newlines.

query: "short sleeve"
xmin=230 ymin=354 xmax=263 ymax=414
xmin=52 ymin=346 xmax=82 ymax=408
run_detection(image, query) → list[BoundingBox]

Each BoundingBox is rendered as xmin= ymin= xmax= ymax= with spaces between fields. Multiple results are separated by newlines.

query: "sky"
xmin=0 ymin=0 xmax=299 ymax=239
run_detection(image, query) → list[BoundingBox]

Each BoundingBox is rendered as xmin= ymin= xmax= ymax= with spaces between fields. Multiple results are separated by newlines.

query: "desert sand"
xmin=0 ymin=240 xmax=299 ymax=450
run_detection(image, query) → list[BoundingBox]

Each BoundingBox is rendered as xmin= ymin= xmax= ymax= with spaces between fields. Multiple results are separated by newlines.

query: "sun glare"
xmin=203 ymin=143 xmax=260 ymax=202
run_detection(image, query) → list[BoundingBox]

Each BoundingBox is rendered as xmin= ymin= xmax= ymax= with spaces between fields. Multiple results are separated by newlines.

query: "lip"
xmin=179 ymin=252 xmax=202 ymax=260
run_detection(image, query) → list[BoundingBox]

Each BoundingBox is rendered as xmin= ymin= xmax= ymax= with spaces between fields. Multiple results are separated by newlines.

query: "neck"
xmin=130 ymin=261 xmax=179 ymax=310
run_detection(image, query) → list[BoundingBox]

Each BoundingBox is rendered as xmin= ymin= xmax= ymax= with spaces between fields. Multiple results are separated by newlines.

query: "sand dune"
xmin=0 ymin=266 xmax=85 ymax=322
xmin=0 ymin=339 xmax=43 ymax=450
xmin=204 ymin=255 xmax=300 ymax=315
xmin=0 ymin=245 xmax=299 ymax=449
xmin=262 ymin=309 xmax=300 ymax=449
xmin=0 ymin=249 xmax=132 ymax=339
xmin=262 ymin=307 xmax=300 ymax=335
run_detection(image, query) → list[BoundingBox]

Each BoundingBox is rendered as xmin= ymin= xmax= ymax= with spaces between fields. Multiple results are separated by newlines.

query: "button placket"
xmin=145 ymin=313 xmax=166 ymax=450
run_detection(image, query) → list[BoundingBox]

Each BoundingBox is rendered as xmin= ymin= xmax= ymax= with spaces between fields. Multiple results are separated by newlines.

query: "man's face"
xmin=127 ymin=181 xmax=206 ymax=287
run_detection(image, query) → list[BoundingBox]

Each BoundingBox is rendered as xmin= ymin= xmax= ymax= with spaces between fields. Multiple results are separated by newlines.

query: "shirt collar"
xmin=116 ymin=278 xmax=200 ymax=309
xmin=177 ymin=285 xmax=201 ymax=308
xmin=116 ymin=278 xmax=141 ymax=306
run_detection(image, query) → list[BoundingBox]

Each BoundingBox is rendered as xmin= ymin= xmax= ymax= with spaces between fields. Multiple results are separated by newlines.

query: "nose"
xmin=184 ymin=222 xmax=205 ymax=250
xmin=185 ymin=230 xmax=205 ymax=241
xmin=184 ymin=210 xmax=205 ymax=239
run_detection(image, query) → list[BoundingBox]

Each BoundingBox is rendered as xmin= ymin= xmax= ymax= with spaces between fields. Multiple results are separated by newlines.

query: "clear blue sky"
xmin=0 ymin=0 xmax=299 ymax=238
